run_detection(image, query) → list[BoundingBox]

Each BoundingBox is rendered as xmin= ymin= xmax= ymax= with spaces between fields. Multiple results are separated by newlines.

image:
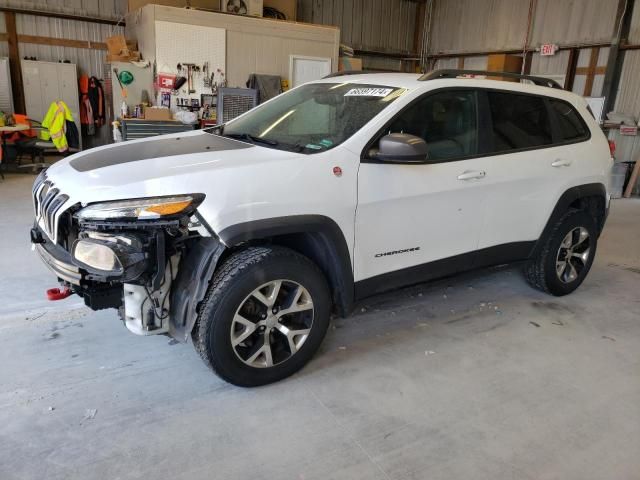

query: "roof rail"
xmin=419 ymin=69 xmax=563 ymax=89
xmin=323 ymin=70 xmax=387 ymax=78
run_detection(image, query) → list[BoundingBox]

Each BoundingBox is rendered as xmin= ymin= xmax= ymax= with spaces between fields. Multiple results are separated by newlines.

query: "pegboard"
xmin=154 ymin=21 xmax=226 ymax=109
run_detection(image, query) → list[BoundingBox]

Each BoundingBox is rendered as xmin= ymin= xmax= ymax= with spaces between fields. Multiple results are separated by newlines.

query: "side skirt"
xmin=354 ymin=241 xmax=535 ymax=300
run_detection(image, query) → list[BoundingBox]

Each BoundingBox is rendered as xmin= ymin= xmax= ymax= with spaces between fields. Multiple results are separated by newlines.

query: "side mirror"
xmin=374 ymin=133 xmax=428 ymax=163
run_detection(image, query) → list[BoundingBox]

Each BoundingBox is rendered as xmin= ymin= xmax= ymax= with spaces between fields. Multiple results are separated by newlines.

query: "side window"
xmin=387 ymin=90 xmax=477 ymax=161
xmin=488 ymin=91 xmax=552 ymax=152
xmin=550 ymin=99 xmax=589 ymax=142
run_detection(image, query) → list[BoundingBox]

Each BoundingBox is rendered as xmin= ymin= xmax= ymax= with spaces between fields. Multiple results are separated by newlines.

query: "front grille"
xmin=32 ymin=171 xmax=70 ymax=244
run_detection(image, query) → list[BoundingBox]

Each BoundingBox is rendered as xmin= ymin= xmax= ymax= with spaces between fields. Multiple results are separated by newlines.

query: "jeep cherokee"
xmin=31 ymin=70 xmax=612 ymax=386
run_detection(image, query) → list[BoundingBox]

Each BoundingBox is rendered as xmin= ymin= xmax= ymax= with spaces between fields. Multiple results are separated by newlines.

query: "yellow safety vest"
xmin=40 ymin=101 xmax=74 ymax=152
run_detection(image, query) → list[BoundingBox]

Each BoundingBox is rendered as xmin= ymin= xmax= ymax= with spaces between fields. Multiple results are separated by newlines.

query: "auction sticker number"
xmin=345 ymin=88 xmax=393 ymax=97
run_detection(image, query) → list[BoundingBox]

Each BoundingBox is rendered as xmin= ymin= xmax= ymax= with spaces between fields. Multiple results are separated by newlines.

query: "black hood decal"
xmin=70 ymin=134 xmax=253 ymax=172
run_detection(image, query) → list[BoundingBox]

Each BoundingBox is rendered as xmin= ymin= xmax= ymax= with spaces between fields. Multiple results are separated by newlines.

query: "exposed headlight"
xmin=71 ymin=233 xmax=147 ymax=280
xmin=75 ymin=194 xmax=204 ymax=221
xmin=73 ymin=240 xmax=123 ymax=273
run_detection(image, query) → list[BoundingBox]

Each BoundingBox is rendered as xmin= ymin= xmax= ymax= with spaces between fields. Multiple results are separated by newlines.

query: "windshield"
xmin=210 ymin=82 xmax=406 ymax=153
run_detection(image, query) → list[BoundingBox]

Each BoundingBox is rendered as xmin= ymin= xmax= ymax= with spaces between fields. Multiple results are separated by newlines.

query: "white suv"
xmin=31 ymin=70 xmax=612 ymax=386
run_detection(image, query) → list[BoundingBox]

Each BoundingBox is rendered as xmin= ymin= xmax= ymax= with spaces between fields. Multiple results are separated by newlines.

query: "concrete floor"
xmin=1 ymin=172 xmax=639 ymax=480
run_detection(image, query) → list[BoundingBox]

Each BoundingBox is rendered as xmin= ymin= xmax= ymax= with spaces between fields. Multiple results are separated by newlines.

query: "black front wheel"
xmin=193 ymin=246 xmax=331 ymax=387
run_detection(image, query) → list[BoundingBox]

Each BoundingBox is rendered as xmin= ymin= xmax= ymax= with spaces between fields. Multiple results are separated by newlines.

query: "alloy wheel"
xmin=230 ymin=280 xmax=314 ymax=368
xmin=555 ymin=227 xmax=591 ymax=284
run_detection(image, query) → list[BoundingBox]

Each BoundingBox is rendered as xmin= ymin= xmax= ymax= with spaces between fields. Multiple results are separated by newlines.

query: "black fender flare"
xmin=219 ymin=215 xmax=355 ymax=316
xmin=169 ymin=237 xmax=225 ymax=342
xmin=530 ymin=182 xmax=607 ymax=257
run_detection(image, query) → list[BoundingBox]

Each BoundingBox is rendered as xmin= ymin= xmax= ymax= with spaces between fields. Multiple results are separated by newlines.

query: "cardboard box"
xmin=107 ymin=51 xmax=141 ymax=63
xmin=106 ymin=35 xmax=140 ymax=63
xmin=338 ymin=57 xmax=363 ymax=71
xmin=144 ymin=107 xmax=173 ymax=121
xmin=487 ymin=54 xmax=523 ymax=82
xmin=264 ymin=0 xmax=296 ymax=20
xmin=106 ymin=35 xmax=129 ymax=56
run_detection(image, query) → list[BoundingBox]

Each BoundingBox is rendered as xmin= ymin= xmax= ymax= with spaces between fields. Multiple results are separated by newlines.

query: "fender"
xmin=530 ymin=182 xmax=607 ymax=257
xmin=219 ymin=215 xmax=355 ymax=316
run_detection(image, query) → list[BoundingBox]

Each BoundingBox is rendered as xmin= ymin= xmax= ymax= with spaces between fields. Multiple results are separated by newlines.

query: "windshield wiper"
xmin=224 ymin=132 xmax=278 ymax=146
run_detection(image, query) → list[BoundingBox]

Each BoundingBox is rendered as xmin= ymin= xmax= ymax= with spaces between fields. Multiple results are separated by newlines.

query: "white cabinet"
xmin=21 ymin=60 xmax=81 ymax=149
xmin=0 ymin=58 xmax=14 ymax=113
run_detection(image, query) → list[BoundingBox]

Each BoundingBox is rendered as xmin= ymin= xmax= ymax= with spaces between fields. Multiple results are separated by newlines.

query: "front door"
xmin=354 ymin=89 xmax=492 ymax=293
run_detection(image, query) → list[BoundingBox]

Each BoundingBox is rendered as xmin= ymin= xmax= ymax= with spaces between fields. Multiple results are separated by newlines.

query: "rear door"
xmin=478 ymin=90 xmax=590 ymax=252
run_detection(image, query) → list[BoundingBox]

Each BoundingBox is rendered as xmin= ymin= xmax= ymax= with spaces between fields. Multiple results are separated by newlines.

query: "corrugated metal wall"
xmin=628 ymin=0 xmax=640 ymax=43
xmin=15 ymin=15 xmax=123 ymax=78
xmin=0 ymin=0 xmax=126 ymax=78
xmin=0 ymin=0 xmax=125 ymax=147
xmin=297 ymin=0 xmax=417 ymax=53
xmin=429 ymin=0 xmax=529 ymax=54
xmin=428 ymin=0 xmax=619 ymax=55
xmin=529 ymin=0 xmax=619 ymax=46
xmin=0 ymin=0 xmax=126 ymax=19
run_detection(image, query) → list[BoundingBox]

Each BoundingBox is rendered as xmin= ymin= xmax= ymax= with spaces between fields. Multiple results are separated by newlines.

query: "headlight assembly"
xmin=75 ymin=194 xmax=204 ymax=221
xmin=71 ymin=233 xmax=148 ymax=280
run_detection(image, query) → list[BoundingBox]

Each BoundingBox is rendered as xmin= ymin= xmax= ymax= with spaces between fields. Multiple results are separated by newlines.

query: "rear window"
xmin=550 ymin=99 xmax=589 ymax=141
xmin=488 ymin=91 xmax=552 ymax=152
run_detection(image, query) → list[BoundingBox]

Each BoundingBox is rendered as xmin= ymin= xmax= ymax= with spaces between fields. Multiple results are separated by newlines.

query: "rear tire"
xmin=525 ymin=209 xmax=597 ymax=296
xmin=193 ymin=246 xmax=330 ymax=387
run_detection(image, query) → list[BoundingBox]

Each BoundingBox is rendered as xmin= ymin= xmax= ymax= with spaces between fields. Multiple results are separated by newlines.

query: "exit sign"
xmin=540 ymin=44 xmax=558 ymax=56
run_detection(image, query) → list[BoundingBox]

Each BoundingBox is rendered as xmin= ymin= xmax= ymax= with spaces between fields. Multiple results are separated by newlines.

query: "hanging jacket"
xmin=40 ymin=101 xmax=74 ymax=152
xmin=65 ymin=120 xmax=80 ymax=150
xmin=88 ymin=76 xmax=105 ymax=127
xmin=79 ymin=75 xmax=95 ymax=135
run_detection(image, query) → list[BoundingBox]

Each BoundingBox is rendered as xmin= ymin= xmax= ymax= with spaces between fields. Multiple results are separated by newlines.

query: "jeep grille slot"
xmin=33 ymin=175 xmax=70 ymax=244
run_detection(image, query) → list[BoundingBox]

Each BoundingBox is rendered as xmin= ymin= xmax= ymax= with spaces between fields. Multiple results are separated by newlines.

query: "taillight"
xmin=608 ymin=140 xmax=616 ymax=157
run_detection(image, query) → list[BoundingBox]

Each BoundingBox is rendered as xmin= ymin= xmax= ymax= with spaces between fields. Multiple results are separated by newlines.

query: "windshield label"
xmin=344 ymin=88 xmax=393 ymax=97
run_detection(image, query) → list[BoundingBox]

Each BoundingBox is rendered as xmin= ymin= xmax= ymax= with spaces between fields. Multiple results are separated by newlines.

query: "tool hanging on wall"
xmin=203 ymin=62 xmax=210 ymax=88
xmin=181 ymin=63 xmax=197 ymax=94
xmin=113 ymin=67 xmax=127 ymax=98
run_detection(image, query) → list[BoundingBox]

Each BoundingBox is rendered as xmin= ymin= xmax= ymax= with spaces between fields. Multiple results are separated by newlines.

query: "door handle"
xmin=551 ymin=159 xmax=572 ymax=167
xmin=457 ymin=170 xmax=486 ymax=181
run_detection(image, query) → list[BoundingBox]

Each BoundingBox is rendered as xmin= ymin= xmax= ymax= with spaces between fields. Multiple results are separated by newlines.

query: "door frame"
xmin=289 ymin=55 xmax=332 ymax=88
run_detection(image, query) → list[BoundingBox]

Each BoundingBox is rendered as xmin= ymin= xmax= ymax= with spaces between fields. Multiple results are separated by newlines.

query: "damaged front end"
xmin=31 ymin=172 xmax=224 ymax=341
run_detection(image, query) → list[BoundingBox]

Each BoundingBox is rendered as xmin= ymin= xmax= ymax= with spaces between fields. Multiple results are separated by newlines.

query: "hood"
xmin=68 ymin=129 xmax=252 ymax=172
xmin=40 ymin=129 xmax=357 ymax=244
xmin=45 ymin=130 xmax=301 ymax=204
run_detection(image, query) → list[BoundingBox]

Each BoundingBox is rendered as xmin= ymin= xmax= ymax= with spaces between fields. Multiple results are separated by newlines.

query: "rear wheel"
xmin=525 ymin=210 xmax=597 ymax=296
xmin=193 ymin=246 xmax=330 ymax=387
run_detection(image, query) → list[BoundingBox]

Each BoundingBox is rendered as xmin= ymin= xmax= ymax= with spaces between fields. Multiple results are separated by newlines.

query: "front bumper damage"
xmin=31 ymin=220 xmax=225 ymax=341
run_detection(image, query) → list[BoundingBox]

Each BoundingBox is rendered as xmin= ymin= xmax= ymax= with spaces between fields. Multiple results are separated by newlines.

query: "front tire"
xmin=525 ymin=209 xmax=598 ymax=296
xmin=193 ymin=246 xmax=331 ymax=387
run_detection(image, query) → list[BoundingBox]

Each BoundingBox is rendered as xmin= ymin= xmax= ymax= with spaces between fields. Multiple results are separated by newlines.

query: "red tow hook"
xmin=46 ymin=287 xmax=73 ymax=301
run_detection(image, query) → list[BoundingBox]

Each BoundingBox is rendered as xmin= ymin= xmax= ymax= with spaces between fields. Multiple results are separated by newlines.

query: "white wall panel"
xmin=464 ymin=56 xmax=488 ymax=70
xmin=135 ymin=5 xmax=339 ymax=88
xmin=614 ymin=50 xmax=640 ymax=117
xmin=530 ymin=49 xmax=569 ymax=76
